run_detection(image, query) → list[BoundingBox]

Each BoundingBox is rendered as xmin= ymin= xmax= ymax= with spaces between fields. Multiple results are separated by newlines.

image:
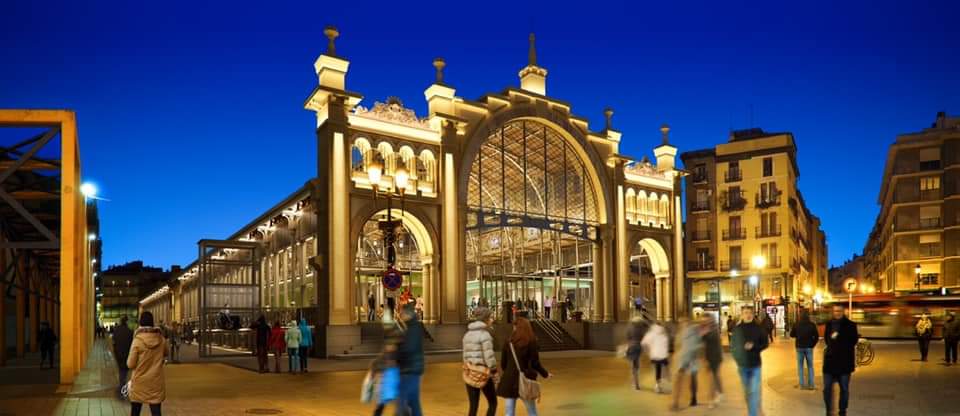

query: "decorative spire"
xmin=528 ymin=33 xmax=537 ymax=66
xmin=604 ymin=107 xmax=614 ymax=131
xmin=324 ymin=25 xmax=340 ymax=56
xmin=433 ymin=57 xmax=446 ymax=85
xmin=660 ymin=123 xmax=671 ymax=145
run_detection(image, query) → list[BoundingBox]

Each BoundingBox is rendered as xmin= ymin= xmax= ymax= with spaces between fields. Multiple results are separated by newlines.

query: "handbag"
xmin=509 ymin=342 xmax=541 ymax=401
xmin=378 ymin=366 xmax=400 ymax=405
xmin=463 ymin=361 xmax=491 ymax=388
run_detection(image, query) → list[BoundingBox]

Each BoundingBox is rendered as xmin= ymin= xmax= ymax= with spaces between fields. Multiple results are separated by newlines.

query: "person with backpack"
xmin=462 ymin=307 xmax=498 ymax=416
xmin=790 ymin=310 xmax=820 ymax=389
xmin=498 ymin=317 xmax=549 ymax=416
xmin=641 ymin=320 xmax=671 ymax=394
xmin=126 ymin=311 xmax=168 ymax=416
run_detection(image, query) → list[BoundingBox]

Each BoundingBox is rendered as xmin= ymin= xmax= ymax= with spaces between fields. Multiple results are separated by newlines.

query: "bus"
xmin=815 ymin=293 xmax=960 ymax=339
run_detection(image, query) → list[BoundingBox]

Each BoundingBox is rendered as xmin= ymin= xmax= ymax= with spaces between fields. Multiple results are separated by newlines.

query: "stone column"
xmin=615 ymin=186 xmax=629 ymax=322
xmin=591 ymin=242 xmax=603 ymax=321
xmin=601 ymin=228 xmax=614 ymax=323
xmin=440 ymin=121 xmax=464 ymax=324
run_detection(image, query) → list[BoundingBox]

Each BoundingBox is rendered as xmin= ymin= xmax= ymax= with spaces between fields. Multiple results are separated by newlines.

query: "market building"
xmin=140 ymin=29 xmax=686 ymax=356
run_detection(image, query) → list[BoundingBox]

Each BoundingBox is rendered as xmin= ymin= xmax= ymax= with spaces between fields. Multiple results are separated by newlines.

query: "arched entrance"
xmin=631 ymin=238 xmax=670 ymax=320
xmin=463 ymin=119 xmax=603 ymax=321
xmin=353 ymin=208 xmax=435 ymax=322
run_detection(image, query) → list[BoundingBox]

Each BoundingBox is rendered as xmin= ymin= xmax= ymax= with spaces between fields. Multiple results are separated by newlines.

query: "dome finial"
xmin=528 ymin=33 xmax=537 ymax=66
xmin=324 ymin=26 xmax=340 ymax=56
xmin=660 ymin=123 xmax=671 ymax=145
xmin=604 ymin=107 xmax=614 ymax=131
xmin=433 ymin=57 xmax=446 ymax=84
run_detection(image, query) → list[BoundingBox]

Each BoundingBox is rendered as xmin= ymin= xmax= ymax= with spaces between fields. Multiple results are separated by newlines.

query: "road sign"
xmin=843 ymin=278 xmax=858 ymax=294
xmin=383 ymin=267 xmax=403 ymax=291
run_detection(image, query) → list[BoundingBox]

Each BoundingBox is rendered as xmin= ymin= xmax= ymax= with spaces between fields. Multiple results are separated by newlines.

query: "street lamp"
xmin=80 ymin=182 xmax=98 ymax=199
xmin=367 ymin=161 xmax=410 ymax=303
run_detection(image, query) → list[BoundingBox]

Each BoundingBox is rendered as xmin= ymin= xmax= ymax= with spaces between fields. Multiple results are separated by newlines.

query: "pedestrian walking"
xmin=284 ymin=320 xmax=301 ymax=373
xmin=269 ymin=321 xmax=285 ymax=373
xmin=251 ymin=315 xmax=270 ymax=373
xmin=462 ymin=307 xmax=498 ymax=416
xmin=167 ymin=322 xmax=180 ymax=363
xmin=671 ymin=318 xmax=704 ymax=411
xmin=38 ymin=321 xmax=57 ymax=369
xmin=127 ymin=311 xmax=168 ymax=416
xmin=396 ymin=303 xmax=426 ymax=416
xmin=761 ymin=312 xmax=775 ymax=343
xmin=790 ymin=311 xmax=819 ymax=389
xmin=916 ymin=312 xmax=933 ymax=361
xmin=625 ymin=316 xmax=650 ymax=390
xmin=298 ymin=318 xmax=313 ymax=373
xmin=641 ymin=320 xmax=671 ymax=393
xmin=498 ymin=317 xmax=549 ymax=416
xmin=544 ymin=296 xmax=553 ymax=320
xmin=822 ymin=304 xmax=859 ymax=416
xmin=731 ymin=306 xmax=768 ymax=416
xmin=701 ymin=315 xmax=724 ymax=408
xmin=943 ymin=312 xmax=959 ymax=365
xmin=112 ymin=315 xmax=134 ymax=392
xmin=726 ymin=315 xmax=736 ymax=346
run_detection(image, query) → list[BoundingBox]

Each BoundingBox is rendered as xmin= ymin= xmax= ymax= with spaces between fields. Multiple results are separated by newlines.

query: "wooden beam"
xmin=0 ymin=159 xmax=60 ymax=171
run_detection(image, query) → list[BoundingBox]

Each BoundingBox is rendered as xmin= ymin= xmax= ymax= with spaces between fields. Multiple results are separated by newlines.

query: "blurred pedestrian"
xmin=916 ymin=312 xmax=933 ymax=361
xmin=285 ymin=320 xmax=301 ymax=373
xmin=298 ymin=318 xmax=312 ymax=373
xmin=269 ymin=321 xmax=285 ymax=373
xmin=168 ymin=322 xmax=180 ymax=363
xmin=701 ymin=316 xmax=724 ymax=408
xmin=671 ymin=318 xmax=703 ymax=411
xmin=368 ymin=292 xmax=377 ymax=322
xmin=625 ymin=316 xmax=650 ymax=390
xmin=761 ymin=312 xmax=775 ymax=343
xmin=544 ymin=296 xmax=553 ymax=320
xmin=822 ymin=304 xmax=858 ymax=416
xmin=38 ymin=322 xmax=57 ymax=369
xmin=790 ymin=311 xmax=819 ymax=389
xmin=641 ymin=320 xmax=671 ymax=393
xmin=462 ymin=307 xmax=498 ymax=416
xmin=127 ymin=311 xmax=168 ymax=416
xmin=112 ymin=315 xmax=134 ymax=392
xmin=498 ymin=317 xmax=549 ymax=416
xmin=726 ymin=315 xmax=736 ymax=346
xmin=731 ymin=306 xmax=768 ymax=416
xmin=397 ymin=303 xmax=426 ymax=416
xmin=252 ymin=315 xmax=270 ymax=373
xmin=944 ymin=313 xmax=960 ymax=365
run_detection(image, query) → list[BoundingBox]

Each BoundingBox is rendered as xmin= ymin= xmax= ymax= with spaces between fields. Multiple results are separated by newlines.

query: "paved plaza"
xmin=1 ymin=337 xmax=958 ymax=416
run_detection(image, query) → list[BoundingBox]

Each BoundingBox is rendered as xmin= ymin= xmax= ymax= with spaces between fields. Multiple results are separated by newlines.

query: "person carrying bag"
xmin=462 ymin=307 xmax=498 ymax=416
xmin=497 ymin=317 xmax=549 ymax=416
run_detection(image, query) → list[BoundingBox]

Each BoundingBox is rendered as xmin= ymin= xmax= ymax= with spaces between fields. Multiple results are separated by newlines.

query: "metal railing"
xmin=719 ymin=260 xmax=746 ymax=272
xmin=721 ymin=193 xmax=747 ymax=211
xmin=756 ymin=224 xmax=782 ymax=238
xmin=690 ymin=200 xmax=710 ymax=212
xmin=725 ymin=169 xmax=742 ymax=183
xmin=755 ymin=191 xmax=782 ymax=208
xmin=688 ymin=259 xmax=715 ymax=272
xmin=689 ymin=230 xmax=712 ymax=241
xmin=722 ymin=228 xmax=747 ymax=240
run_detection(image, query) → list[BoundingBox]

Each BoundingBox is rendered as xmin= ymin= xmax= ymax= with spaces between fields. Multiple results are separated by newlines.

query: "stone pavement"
xmin=1 ymin=337 xmax=959 ymax=415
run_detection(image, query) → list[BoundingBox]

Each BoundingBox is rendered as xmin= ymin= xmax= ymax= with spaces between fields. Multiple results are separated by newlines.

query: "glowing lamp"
xmin=80 ymin=182 xmax=98 ymax=198
xmin=394 ymin=167 xmax=409 ymax=192
xmin=367 ymin=162 xmax=383 ymax=188
xmin=751 ymin=255 xmax=767 ymax=270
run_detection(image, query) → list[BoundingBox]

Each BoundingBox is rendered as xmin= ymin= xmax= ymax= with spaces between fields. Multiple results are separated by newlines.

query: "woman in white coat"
xmin=462 ymin=307 xmax=498 ymax=416
xmin=641 ymin=321 xmax=671 ymax=393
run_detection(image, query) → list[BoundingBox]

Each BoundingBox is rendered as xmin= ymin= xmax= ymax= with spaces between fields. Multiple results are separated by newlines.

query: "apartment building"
xmin=864 ymin=112 xmax=960 ymax=293
xmin=682 ymin=128 xmax=828 ymax=325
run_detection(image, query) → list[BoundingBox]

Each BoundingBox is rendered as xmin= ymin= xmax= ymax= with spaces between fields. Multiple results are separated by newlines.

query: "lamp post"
xmin=367 ymin=161 xmax=410 ymax=307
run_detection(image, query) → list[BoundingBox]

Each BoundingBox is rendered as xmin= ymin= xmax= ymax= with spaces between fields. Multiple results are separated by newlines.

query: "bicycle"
xmin=856 ymin=338 xmax=875 ymax=367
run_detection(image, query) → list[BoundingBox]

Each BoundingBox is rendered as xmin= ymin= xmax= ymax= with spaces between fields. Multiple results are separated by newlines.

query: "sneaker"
xmin=654 ymin=382 xmax=662 ymax=394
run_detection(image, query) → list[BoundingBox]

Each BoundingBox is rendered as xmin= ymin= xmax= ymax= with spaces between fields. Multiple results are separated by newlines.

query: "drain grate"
xmin=245 ymin=409 xmax=283 ymax=415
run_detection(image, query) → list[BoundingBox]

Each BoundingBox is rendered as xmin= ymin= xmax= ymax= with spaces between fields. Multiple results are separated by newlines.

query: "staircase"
xmin=332 ymin=322 xmax=455 ymax=358
xmin=531 ymin=319 xmax=581 ymax=351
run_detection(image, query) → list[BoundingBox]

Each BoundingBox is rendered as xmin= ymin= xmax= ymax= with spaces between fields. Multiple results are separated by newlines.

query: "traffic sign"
xmin=383 ymin=267 xmax=403 ymax=291
xmin=843 ymin=278 xmax=858 ymax=294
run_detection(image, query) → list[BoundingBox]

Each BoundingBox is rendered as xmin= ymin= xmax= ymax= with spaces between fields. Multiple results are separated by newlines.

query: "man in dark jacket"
xmin=944 ymin=313 xmax=959 ymax=365
xmin=252 ymin=315 xmax=271 ymax=373
xmin=790 ymin=310 xmax=819 ymax=389
xmin=111 ymin=315 xmax=134 ymax=391
xmin=396 ymin=304 xmax=425 ymax=416
xmin=731 ymin=306 xmax=768 ymax=416
xmin=38 ymin=322 xmax=57 ymax=369
xmin=822 ymin=304 xmax=859 ymax=416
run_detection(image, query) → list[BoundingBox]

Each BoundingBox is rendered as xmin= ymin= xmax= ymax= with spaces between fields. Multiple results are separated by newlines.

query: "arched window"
xmin=625 ymin=188 xmax=636 ymax=224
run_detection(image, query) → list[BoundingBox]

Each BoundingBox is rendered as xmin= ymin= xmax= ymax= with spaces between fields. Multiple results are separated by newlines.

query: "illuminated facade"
xmin=681 ymin=128 xmax=828 ymax=324
xmin=142 ymin=30 xmax=685 ymax=356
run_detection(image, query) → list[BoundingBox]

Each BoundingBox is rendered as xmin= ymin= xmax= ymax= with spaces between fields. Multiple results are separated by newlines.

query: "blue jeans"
xmin=737 ymin=366 xmax=762 ymax=416
xmin=796 ymin=348 xmax=814 ymax=387
xmin=822 ymin=373 xmax=850 ymax=414
xmin=287 ymin=347 xmax=299 ymax=372
xmin=504 ymin=397 xmax=538 ymax=416
xmin=397 ymin=373 xmax=423 ymax=416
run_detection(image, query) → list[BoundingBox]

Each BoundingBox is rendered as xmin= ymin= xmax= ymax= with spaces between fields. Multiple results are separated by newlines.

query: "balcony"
xmin=918 ymin=243 xmax=941 ymax=258
xmin=719 ymin=260 xmax=746 ymax=272
xmin=920 ymin=189 xmax=942 ymax=201
xmin=722 ymin=227 xmax=747 ymax=240
xmin=688 ymin=258 xmax=715 ymax=272
xmin=756 ymin=224 xmax=782 ymax=238
xmin=689 ymin=230 xmax=712 ymax=242
xmin=690 ymin=200 xmax=710 ymax=212
xmin=920 ymin=217 xmax=942 ymax=229
xmin=724 ymin=169 xmax=742 ymax=183
xmin=720 ymin=191 xmax=747 ymax=211
xmin=755 ymin=191 xmax=782 ymax=208
xmin=766 ymin=256 xmax=782 ymax=268
xmin=691 ymin=172 xmax=708 ymax=184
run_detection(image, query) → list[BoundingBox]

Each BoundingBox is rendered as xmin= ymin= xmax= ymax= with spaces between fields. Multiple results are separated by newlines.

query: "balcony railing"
xmin=766 ymin=256 xmax=782 ymax=268
xmin=920 ymin=217 xmax=942 ymax=229
xmin=724 ymin=169 xmax=742 ymax=183
xmin=720 ymin=191 xmax=747 ymax=211
xmin=688 ymin=259 xmax=715 ymax=272
xmin=920 ymin=189 xmax=942 ymax=201
xmin=918 ymin=243 xmax=941 ymax=258
xmin=722 ymin=228 xmax=747 ymax=240
xmin=689 ymin=230 xmax=712 ymax=241
xmin=755 ymin=191 xmax=782 ymax=208
xmin=692 ymin=172 xmax=708 ymax=184
xmin=756 ymin=224 xmax=782 ymax=238
xmin=719 ymin=260 xmax=746 ymax=272
xmin=690 ymin=200 xmax=710 ymax=212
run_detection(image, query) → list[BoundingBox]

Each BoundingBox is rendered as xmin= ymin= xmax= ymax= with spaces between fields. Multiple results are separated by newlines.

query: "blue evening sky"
xmin=2 ymin=1 xmax=957 ymax=269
